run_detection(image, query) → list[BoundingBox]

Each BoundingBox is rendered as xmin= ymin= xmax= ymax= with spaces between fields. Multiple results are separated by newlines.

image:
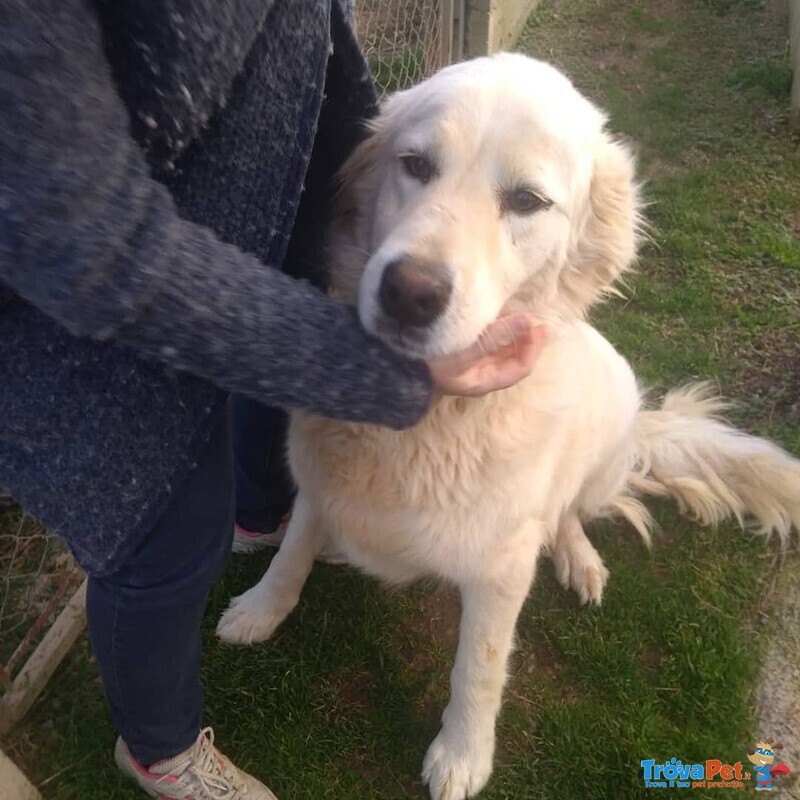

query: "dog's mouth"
xmin=373 ymin=309 xmax=525 ymax=364
xmin=372 ymin=314 xmax=435 ymax=358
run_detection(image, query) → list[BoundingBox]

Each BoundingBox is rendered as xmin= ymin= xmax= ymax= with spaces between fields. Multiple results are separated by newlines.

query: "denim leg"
xmin=230 ymin=394 xmax=295 ymax=533
xmin=86 ymin=408 xmax=235 ymax=766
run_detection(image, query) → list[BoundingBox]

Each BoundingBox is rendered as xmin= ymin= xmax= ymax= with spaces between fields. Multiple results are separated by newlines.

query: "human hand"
xmin=427 ymin=313 xmax=547 ymax=397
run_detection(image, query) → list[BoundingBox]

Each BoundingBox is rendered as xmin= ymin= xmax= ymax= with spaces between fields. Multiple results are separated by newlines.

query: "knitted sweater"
xmin=0 ymin=0 xmax=432 ymax=575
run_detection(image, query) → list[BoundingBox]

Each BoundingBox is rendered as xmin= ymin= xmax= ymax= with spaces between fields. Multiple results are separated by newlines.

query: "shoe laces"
xmin=154 ymin=727 xmax=248 ymax=799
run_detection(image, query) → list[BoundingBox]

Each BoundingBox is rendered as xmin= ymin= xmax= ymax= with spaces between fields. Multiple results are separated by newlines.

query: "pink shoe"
xmin=232 ymin=518 xmax=348 ymax=565
xmin=231 ymin=520 xmax=287 ymax=554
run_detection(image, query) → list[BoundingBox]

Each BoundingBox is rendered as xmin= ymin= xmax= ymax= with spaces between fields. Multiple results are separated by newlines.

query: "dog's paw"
xmin=216 ymin=585 xmax=292 ymax=645
xmin=422 ymin=727 xmax=494 ymax=800
xmin=552 ymin=537 xmax=609 ymax=606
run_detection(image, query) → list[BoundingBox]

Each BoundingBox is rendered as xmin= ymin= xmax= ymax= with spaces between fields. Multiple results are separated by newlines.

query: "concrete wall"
xmin=462 ymin=0 xmax=541 ymax=58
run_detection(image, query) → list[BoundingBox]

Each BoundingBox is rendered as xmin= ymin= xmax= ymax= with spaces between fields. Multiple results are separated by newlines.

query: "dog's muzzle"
xmin=378 ymin=257 xmax=452 ymax=329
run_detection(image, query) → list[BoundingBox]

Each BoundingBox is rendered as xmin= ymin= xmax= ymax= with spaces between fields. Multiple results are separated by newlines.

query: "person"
xmin=0 ymin=1 xmax=546 ymax=798
xmin=230 ymin=396 xmax=297 ymax=554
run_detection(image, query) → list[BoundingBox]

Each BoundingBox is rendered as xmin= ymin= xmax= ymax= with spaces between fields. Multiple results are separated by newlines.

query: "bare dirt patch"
xmin=752 ymin=566 xmax=800 ymax=791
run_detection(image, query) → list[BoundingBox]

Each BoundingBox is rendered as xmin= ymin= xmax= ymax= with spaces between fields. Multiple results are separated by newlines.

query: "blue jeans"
xmin=86 ymin=399 xmax=294 ymax=765
xmin=231 ymin=395 xmax=295 ymax=533
xmin=86 ymin=406 xmax=234 ymax=764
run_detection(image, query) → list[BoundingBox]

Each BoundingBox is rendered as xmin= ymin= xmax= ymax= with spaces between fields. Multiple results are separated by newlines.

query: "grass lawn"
xmin=3 ymin=0 xmax=799 ymax=798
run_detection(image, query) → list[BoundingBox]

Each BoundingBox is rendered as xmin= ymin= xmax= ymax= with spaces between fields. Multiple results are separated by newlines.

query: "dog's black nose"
xmin=379 ymin=257 xmax=452 ymax=328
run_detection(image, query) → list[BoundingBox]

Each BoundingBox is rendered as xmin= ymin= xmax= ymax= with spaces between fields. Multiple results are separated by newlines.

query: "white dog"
xmin=218 ymin=54 xmax=800 ymax=800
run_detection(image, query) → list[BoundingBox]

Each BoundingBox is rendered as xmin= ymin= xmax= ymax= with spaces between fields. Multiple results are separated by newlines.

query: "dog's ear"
xmin=333 ymin=123 xmax=384 ymax=221
xmin=327 ymin=124 xmax=385 ymax=301
xmin=560 ymin=135 xmax=641 ymax=315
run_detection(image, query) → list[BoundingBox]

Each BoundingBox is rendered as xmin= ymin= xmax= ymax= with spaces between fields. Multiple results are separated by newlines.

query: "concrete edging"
xmin=0 ymin=749 xmax=41 ymax=800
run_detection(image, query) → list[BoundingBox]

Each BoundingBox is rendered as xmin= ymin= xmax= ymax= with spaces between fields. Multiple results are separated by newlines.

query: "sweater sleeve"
xmin=0 ymin=0 xmax=432 ymax=430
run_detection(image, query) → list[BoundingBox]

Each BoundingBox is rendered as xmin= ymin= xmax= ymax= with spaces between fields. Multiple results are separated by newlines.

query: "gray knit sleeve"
xmin=0 ymin=0 xmax=432 ymax=429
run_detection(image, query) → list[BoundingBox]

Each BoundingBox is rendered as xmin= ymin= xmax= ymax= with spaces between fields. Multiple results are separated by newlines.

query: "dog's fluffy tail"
xmin=627 ymin=383 xmax=800 ymax=544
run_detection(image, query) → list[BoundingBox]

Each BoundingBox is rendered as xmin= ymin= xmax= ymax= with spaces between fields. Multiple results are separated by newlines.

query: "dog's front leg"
xmin=422 ymin=524 xmax=542 ymax=800
xmin=217 ymin=492 xmax=322 ymax=645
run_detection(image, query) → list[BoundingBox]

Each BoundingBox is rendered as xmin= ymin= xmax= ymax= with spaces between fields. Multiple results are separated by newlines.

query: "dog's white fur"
xmin=218 ymin=54 xmax=800 ymax=800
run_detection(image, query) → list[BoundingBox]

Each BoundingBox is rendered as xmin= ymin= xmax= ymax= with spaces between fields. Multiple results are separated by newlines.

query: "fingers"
xmin=516 ymin=321 xmax=548 ymax=371
xmin=427 ymin=313 xmax=548 ymax=397
xmin=482 ymin=313 xmax=536 ymax=354
xmin=455 ymin=313 xmax=532 ymax=370
xmin=467 ymin=323 xmax=546 ymax=395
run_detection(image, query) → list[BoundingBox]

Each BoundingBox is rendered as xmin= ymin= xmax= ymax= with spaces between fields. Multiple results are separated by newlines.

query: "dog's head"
xmin=331 ymin=53 xmax=641 ymax=358
xmin=747 ymin=739 xmax=783 ymax=767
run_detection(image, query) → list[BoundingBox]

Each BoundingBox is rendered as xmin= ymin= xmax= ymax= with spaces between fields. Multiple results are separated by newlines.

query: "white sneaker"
xmin=232 ymin=520 xmax=348 ymax=565
xmin=115 ymin=727 xmax=278 ymax=799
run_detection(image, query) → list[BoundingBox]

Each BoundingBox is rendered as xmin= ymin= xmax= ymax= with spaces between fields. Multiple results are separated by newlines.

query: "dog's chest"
xmin=287 ymin=324 xmax=642 ymax=581
xmin=288 ymin=392 xmax=544 ymax=580
xmin=291 ymin=396 xmax=516 ymax=511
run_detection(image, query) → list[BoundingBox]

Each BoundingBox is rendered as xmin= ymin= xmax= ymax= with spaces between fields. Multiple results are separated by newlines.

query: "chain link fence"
xmin=355 ymin=0 xmax=455 ymax=95
xmin=0 ymin=499 xmax=85 ymax=733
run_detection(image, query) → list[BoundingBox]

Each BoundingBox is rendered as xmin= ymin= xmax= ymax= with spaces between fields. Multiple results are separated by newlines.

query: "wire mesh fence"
xmin=0 ymin=499 xmax=85 ymax=733
xmin=355 ymin=0 xmax=453 ymax=95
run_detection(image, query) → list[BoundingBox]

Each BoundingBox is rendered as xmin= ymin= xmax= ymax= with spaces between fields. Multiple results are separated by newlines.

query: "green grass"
xmin=4 ymin=0 xmax=800 ymax=797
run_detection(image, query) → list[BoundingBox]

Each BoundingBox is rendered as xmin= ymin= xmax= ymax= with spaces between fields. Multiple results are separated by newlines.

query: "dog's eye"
xmin=400 ymin=154 xmax=434 ymax=183
xmin=503 ymin=189 xmax=551 ymax=215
